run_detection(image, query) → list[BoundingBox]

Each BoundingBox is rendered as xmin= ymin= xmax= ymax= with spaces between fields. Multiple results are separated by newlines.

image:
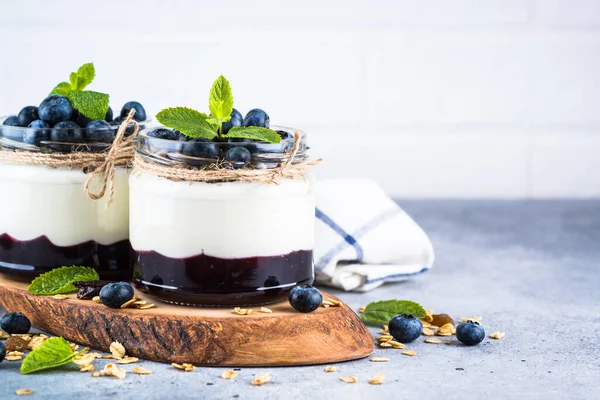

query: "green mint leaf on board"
xmin=227 ymin=126 xmax=281 ymax=144
xmin=360 ymin=300 xmax=426 ymax=325
xmin=67 ymin=90 xmax=109 ymax=120
xmin=21 ymin=337 xmax=87 ymax=374
xmin=28 ymin=266 xmax=99 ymax=295
xmin=50 ymin=82 xmax=72 ymax=97
xmin=156 ymin=107 xmax=218 ymax=140
xmin=69 ymin=63 xmax=96 ymax=91
xmin=208 ymin=75 xmax=234 ymax=130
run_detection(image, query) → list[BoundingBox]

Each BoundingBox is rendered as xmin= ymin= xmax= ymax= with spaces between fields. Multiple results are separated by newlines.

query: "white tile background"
xmin=1 ymin=0 xmax=599 ymax=198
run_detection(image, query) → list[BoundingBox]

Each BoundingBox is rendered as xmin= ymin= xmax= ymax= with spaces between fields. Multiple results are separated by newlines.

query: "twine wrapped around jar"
xmin=132 ymin=131 xmax=322 ymax=184
xmin=0 ymin=109 xmax=139 ymax=208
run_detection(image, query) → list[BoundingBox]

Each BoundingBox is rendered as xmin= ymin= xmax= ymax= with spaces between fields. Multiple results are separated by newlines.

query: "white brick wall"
xmin=0 ymin=0 xmax=599 ymax=198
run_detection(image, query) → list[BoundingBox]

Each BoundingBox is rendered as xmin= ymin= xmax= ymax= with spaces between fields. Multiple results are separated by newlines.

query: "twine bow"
xmin=133 ymin=130 xmax=322 ymax=184
xmin=84 ymin=109 xmax=139 ymax=208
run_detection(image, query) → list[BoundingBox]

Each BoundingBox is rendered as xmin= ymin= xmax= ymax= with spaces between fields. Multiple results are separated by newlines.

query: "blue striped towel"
xmin=314 ymin=180 xmax=435 ymax=291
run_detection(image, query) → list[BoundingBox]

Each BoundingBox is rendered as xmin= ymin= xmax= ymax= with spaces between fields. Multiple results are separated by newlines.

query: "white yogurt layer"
xmin=0 ymin=164 xmax=129 ymax=246
xmin=129 ymin=171 xmax=315 ymax=259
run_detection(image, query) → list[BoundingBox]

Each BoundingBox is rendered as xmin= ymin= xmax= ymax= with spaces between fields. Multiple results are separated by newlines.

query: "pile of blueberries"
xmin=1 ymin=95 xmax=146 ymax=146
xmin=146 ymin=108 xmax=294 ymax=169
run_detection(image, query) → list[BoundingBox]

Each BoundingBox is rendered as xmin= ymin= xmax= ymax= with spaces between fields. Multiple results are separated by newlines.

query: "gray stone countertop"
xmin=1 ymin=200 xmax=599 ymax=399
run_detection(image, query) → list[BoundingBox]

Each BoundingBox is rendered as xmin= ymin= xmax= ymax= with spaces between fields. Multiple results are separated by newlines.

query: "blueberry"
xmin=223 ymin=146 xmax=251 ymax=169
xmin=2 ymin=116 xmax=19 ymax=126
xmin=147 ymin=128 xmax=179 ymax=140
xmin=456 ymin=320 xmax=485 ymax=346
xmin=120 ymin=101 xmax=146 ymax=122
xmin=0 ymin=312 xmax=31 ymax=334
xmin=105 ymin=106 xmax=114 ymax=122
xmin=277 ymin=130 xmax=294 ymax=141
xmin=243 ymin=108 xmax=270 ymax=128
xmin=71 ymin=109 xmax=92 ymax=127
xmin=24 ymin=120 xmax=51 ymax=144
xmin=222 ymin=108 xmax=243 ymax=134
xmin=85 ymin=120 xmax=115 ymax=143
xmin=38 ymin=95 xmax=73 ymax=125
xmin=389 ymin=314 xmax=422 ymax=343
xmin=288 ymin=284 xmax=322 ymax=313
xmin=99 ymin=282 xmax=135 ymax=309
xmin=17 ymin=106 xmax=39 ymax=127
xmin=182 ymin=138 xmax=219 ymax=158
xmin=51 ymin=121 xmax=84 ymax=143
xmin=176 ymin=130 xmax=189 ymax=141
xmin=0 ymin=341 xmax=5 ymax=364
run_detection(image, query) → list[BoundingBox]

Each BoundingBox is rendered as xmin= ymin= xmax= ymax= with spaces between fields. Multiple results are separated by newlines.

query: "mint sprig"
xmin=207 ymin=75 xmax=234 ymax=134
xmin=360 ymin=300 xmax=427 ymax=326
xmin=28 ymin=266 xmax=99 ymax=295
xmin=21 ymin=337 xmax=87 ymax=374
xmin=49 ymin=63 xmax=109 ymax=120
xmin=156 ymin=107 xmax=217 ymax=140
xmin=156 ymin=75 xmax=280 ymax=144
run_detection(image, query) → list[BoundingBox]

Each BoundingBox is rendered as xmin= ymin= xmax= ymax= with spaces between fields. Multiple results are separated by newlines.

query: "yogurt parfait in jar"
xmin=0 ymin=63 xmax=150 ymax=281
xmin=130 ymin=76 xmax=319 ymax=306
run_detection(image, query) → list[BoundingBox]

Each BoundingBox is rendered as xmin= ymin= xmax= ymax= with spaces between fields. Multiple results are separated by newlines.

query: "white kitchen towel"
xmin=314 ymin=179 xmax=435 ymax=291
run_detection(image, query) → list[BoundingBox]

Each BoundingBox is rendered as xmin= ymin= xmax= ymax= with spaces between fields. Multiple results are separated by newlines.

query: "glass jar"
xmin=130 ymin=126 xmax=315 ymax=306
xmin=0 ymin=118 xmax=146 ymax=281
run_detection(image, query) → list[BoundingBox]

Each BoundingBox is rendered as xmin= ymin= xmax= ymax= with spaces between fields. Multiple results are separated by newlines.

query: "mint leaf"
xmin=360 ymin=300 xmax=426 ymax=325
xmin=21 ymin=337 xmax=86 ymax=374
xmin=156 ymin=107 xmax=218 ymax=140
xmin=69 ymin=63 xmax=95 ymax=91
xmin=28 ymin=266 xmax=99 ymax=295
xmin=67 ymin=90 xmax=109 ymax=120
xmin=50 ymin=82 xmax=72 ymax=97
xmin=227 ymin=126 xmax=281 ymax=144
xmin=208 ymin=75 xmax=233 ymax=127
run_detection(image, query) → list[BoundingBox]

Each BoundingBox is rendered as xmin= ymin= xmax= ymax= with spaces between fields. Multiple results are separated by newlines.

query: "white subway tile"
xmin=535 ymin=0 xmax=600 ymax=29
xmin=531 ymin=132 xmax=600 ymax=197
xmin=309 ymin=130 xmax=530 ymax=198
xmin=365 ymin=31 xmax=600 ymax=127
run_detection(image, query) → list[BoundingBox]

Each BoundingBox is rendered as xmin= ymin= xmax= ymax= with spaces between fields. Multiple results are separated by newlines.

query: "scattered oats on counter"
xmin=221 ymin=370 xmax=238 ymax=379
xmin=100 ymin=363 xmax=126 ymax=379
xmin=233 ymin=307 xmax=252 ymax=315
xmin=172 ymin=363 xmax=195 ymax=372
xmin=436 ymin=323 xmax=454 ymax=336
xmin=324 ymin=365 xmax=337 ymax=372
xmin=490 ymin=331 xmax=505 ymax=340
xmin=259 ymin=307 xmax=272 ymax=313
xmin=379 ymin=342 xmax=392 ymax=348
xmin=109 ymin=341 xmax=126 ymax=359
xmin=424 ymin=338 xmax=442 ymax=344
xmin=370 ymin=357 xmax=389 ymax=362
xmin=422 ymin=327 xmax=434 ymax=336
xmin=402 ymin=350 xmax=416 ymax=357
xmin=340 ymin=376 xmax=358 ymax=383
xmin=6 ymin=351 xmax=23 ymax=361
xmin=133 ymin=366 xmax=153 ymax=375
xmin=15 ymin=389 xmax=33 ymax=396
xmin=116 ymin=356 xmax=139 ymax=365
xmin=80 ymin=364 xmax=95 ymax=372
xmin=358 ymin=306 xmax=366 ymax=313
xmin=92 ymin=372 xmax=100 ymax=377
xmin=376 ymin=335 xmax=393 ymax=343
xmin=368 ymin=374 xmax=385 ymax=385
xmin=251 ymin=372 xmax=271 ymax=386
xmin=444 ymin=340 xmax=452 ymax=345
xmin=389 ymin=341 xmax=405 ymax=349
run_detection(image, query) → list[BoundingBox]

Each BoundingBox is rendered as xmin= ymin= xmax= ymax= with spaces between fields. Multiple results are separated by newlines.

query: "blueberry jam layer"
xmin=132 ymin=250 xmax=314 ymax=306
xmin=0 ymin=234 xmax=133 ymax=281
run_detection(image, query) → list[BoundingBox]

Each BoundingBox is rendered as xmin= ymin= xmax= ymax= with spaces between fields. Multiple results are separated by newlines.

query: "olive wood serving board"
xmin=0 ymin=275 xmax=374 ymax=366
